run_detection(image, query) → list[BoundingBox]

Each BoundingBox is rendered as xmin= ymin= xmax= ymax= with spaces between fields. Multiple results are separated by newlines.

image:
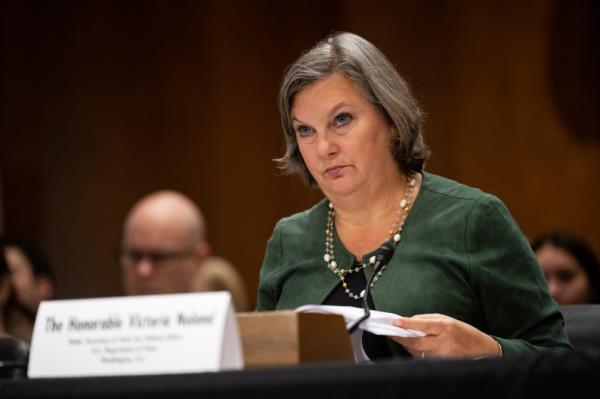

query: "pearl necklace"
xmin=323 ymin=176 xmax=416 ymax=300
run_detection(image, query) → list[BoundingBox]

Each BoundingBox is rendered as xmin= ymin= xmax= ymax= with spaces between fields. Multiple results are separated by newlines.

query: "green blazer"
xmin=257 ymin=172 xmax=572 ymax=356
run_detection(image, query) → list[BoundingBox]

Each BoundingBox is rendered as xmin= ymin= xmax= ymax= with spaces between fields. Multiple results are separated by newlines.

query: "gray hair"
xmin=276 ymin=32 xmax=429 ymax=186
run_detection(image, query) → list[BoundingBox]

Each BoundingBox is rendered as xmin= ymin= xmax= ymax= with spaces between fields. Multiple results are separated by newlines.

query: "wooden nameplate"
xmin=236 ymin=311 xmax=354 ymax=368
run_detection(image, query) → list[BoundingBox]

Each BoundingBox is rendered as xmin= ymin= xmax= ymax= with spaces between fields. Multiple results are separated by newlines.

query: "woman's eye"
xmin=556 ymin=270 xmax=575 ymax=284
xmin=334 ymin=112 xmax=352 ymax=127
xmin=296 ymin=125 xmax=313 ymax=137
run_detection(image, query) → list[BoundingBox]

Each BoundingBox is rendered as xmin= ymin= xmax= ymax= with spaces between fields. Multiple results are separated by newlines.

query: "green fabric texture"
xmin=256 ymin=172 xmax=572 ymax=356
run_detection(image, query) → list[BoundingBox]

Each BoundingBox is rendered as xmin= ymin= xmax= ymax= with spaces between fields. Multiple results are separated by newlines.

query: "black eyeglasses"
xmin=118 ymin=248 xmax=196 ymax=268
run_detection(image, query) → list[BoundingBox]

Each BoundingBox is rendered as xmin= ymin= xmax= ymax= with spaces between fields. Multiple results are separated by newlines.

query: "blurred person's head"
xmin=2 ymin=237 xmax=54 ymax=314
xmin=532 ymin=230 xmax=600 ymax=305
xmin=120 ymin=190 xmax=211 ymax=295
xmin=190 ymin=256 xmax=249 ymax=312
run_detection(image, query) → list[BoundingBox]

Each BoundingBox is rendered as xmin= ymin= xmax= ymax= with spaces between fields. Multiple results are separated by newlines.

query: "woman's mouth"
xmin=324 ymin=165 xmax=346 ymax=177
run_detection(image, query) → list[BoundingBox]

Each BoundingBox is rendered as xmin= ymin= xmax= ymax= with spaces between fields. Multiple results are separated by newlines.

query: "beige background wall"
xmin=1 ymin=0 xmax=598 ymax=308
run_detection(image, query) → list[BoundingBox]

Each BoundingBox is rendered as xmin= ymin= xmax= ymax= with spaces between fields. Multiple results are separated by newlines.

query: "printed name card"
xmin=28 ymin=291 xmax=243 ymax=378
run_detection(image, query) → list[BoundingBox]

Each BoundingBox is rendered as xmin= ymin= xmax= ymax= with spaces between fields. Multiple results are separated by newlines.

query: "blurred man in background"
xmin=119 ymin=190 xmax=249 ymax=311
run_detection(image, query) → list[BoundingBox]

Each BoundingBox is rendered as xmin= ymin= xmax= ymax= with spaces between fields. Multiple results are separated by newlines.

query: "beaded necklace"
xmin=323 ymin=176 xmax=416 ymax=300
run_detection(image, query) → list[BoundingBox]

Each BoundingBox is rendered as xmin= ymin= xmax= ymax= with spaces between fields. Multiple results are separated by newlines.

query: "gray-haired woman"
xmin=257 ymin=32 xmax=571 ymax=359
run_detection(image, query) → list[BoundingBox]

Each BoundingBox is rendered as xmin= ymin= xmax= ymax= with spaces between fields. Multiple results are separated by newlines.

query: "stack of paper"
xmin=295 ymin=304 xmax=425 ymax=337
xmin=295 ymin=305 xmax=425 ymax=363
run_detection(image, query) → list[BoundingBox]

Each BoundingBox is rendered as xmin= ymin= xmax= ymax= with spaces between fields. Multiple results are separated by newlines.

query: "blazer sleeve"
xmin=256 ymin=220 xmax=284 ymax=311
xmin=466 ymin=195 xmax=572 ymax=355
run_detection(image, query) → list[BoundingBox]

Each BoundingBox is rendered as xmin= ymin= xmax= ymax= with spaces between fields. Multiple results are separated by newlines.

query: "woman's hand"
xmin=391 ymin=313 xmax=502 ymax=359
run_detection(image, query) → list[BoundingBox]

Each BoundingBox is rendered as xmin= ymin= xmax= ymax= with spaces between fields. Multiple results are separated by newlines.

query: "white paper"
xmin=296 ymin=305 xmax=425 ymax=363
xmin=348 ymin=330 xmax=370 ymax=363
xmin=28 ymin=291 xmax=243 ymax=378
xmin=296 ymin=304 xmax=425 ymax=337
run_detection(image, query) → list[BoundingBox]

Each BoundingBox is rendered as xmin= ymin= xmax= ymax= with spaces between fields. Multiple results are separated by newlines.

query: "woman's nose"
xmin=316 ymin=131 xmax=339 ymax=158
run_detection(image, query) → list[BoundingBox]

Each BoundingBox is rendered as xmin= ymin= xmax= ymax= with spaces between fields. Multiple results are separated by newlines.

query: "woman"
xmin=0 ymin=239 xmax=30 ymax=378
xmin=2 ymin=237 xmax=54 ymax=343
xmin=257 ymin=32 xmax=571 ymax=359
xmin=532 ymin=230 xmax=600 ymax=305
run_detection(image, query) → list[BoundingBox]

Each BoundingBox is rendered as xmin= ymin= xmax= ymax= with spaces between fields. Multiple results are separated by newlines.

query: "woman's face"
xmin=535 ymin=244 xmax=594 ymax=304
xmin=291 ymin=73 xmax=397 ymax=199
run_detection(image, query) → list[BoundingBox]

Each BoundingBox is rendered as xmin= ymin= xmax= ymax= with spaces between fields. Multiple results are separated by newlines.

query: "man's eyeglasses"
xmin=118 ymin=248 xmax=196 ymax=268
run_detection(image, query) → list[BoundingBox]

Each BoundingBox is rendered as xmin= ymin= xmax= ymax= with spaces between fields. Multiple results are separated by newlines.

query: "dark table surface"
xmin=1 ymin=349 xmax=599 ymax=399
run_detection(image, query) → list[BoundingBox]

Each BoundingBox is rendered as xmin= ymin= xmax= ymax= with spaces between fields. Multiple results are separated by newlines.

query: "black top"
xmin=323 ymin=264 xmax=409 ymax=359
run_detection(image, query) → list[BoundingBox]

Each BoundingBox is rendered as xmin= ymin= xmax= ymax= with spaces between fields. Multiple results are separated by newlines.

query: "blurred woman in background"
xmin=532 ymin=230 xmax=600 ymax=305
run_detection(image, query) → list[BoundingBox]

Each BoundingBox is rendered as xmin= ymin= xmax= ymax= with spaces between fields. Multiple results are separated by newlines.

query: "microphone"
xmin=347 ymin=239 xmax=396 ymax=334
